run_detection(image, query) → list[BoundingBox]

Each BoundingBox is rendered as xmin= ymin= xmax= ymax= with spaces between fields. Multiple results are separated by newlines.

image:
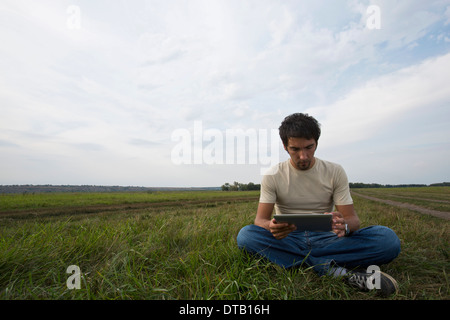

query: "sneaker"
xmin=346 ymin=269 xmax=399 ymax=297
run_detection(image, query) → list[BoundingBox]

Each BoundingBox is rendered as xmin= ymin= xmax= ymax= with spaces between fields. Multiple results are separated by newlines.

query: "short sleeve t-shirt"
xmin=259 ymin=158 xmax=353 ymax=214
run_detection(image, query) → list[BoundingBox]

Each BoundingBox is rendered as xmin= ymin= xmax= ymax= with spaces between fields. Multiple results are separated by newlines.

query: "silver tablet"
xmin=273 ymin=213 xmax=332 ymax=232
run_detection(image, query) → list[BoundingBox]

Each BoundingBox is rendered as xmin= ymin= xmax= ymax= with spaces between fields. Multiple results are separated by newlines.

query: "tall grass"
xmin=0 ymin=191 xmax=448 ymax=300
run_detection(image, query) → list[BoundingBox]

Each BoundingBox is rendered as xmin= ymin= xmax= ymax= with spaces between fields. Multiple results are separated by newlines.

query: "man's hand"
xmin=269 ymin=218 xmax=296 ymax=240
xmin=326 ymin=211 xmax=346 ymax=237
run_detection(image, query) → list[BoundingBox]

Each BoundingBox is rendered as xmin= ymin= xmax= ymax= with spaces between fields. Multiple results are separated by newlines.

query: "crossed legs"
xmin=237 ymin=224 xmax=401 ymax=275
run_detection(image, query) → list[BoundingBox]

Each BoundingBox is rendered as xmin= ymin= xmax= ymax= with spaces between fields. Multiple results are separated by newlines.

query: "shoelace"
xmin=348 ymin=273 xmax=370 ymax=289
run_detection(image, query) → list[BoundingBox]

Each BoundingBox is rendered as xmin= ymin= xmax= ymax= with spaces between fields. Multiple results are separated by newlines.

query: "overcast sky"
xmin=1 ymin=0 xmax=449 ymax=187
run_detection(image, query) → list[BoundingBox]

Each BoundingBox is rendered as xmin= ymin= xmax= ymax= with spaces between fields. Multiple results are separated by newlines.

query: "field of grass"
xmin=0 ymin=188 xmax=448 ymax=300
xmin=352 ymin=187 xmax=450 ymax=212
xmin=0 ymin=190 xmax=259 ymax=212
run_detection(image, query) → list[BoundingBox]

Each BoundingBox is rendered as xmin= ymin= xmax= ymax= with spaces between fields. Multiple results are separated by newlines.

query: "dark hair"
xmin=279 ymin=113 xmax=321 ymax=147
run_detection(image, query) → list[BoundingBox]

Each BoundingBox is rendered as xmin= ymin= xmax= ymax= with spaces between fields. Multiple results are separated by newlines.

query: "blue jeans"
xmin=237 ymin=225 xmax=401 ymax=275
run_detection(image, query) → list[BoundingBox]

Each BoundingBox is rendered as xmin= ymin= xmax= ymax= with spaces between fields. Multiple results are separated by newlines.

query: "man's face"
xmin=284 ymin=137 xmax=317 ymax=170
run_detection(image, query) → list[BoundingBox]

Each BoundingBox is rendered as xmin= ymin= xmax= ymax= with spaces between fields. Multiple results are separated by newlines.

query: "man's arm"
xmin=254 ymin=202 xmax=274 ymax=230
xmin=255 ymin=202 xmax=296 ymax=240
xmin=329 ymin=204 xmax=360 ymax=237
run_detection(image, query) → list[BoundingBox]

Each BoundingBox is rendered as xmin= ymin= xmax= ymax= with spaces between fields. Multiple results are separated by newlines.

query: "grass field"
xmin=351 ymin=187 xmax=450 ymax=213
xmin=0 ymin=188 xmax=448 ymax=300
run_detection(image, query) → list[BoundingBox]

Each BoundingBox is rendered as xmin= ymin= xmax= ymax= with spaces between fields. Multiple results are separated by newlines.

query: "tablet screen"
xmin=273 ymin=214 xmax=332 ymax=232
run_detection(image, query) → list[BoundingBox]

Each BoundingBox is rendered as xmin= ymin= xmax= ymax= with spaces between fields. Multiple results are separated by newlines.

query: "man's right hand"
xmin=269 ymin=218 xmax=296 ymax=240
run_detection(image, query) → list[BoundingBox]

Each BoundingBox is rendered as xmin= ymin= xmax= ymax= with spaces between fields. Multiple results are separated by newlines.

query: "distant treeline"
xmin=0 ymin=185 xmax=220 ymax=194
xmin=222 ymin=181 xmax=450 ymax=191
xmin=1 ymin=182 xmax=448 ymax=194
xmin=349 ymin=182 xmax=450 ymax=188
xmin=221 ymin=182 xmax=261 ymax=191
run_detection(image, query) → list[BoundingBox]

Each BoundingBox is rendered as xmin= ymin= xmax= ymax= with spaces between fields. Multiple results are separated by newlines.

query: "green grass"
xmin=353 ymin=186 xmax=449 ymax=199
xmin=353 ymin=187 xmax=450 ymax=212
xmin=351 ymin=194 xmax=449 ymax=299
xmin=0 ymin=190 xmax=258 ymax=212
xmin=0 ymin=189 xmax=448 ymax=300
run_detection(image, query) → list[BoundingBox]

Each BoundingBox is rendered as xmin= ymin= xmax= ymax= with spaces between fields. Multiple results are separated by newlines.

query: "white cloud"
xmin=445 ymin=6 xmax=450 ymax=25
xmin=316 ymin=53 xmax=450 ymax=148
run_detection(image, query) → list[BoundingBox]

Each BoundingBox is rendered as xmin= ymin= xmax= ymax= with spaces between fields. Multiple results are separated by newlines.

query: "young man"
xmin=237 ymin=113 xmax=401 ymax=296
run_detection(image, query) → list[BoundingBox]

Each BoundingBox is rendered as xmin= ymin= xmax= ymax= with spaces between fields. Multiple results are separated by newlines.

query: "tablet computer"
xmin=273 ymin=213 xmax=332 ymax=232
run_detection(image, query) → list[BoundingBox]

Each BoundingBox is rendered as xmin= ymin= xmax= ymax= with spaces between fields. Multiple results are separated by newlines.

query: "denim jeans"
xmin=237 ymin=224 xmax=401 ymax=276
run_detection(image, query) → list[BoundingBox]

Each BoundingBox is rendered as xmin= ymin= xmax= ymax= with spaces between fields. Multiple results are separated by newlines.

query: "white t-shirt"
xmin=259 ymin=158 xmax=353 ymax=214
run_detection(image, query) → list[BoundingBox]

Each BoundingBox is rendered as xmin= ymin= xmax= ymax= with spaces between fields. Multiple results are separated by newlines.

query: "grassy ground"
xmin=352 ymin=187 xmax=450 ymax=212
xmin=0 ymin=189 xmax=448 ymax=300
xmin=0 ymin=190 xmax=258 ymax=212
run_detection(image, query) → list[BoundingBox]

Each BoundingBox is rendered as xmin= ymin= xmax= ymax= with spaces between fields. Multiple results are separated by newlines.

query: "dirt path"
xmin=375 ymin=195 xmax=450 ymax=204
xmin=351 ymin=191 xmax=450 ymax=220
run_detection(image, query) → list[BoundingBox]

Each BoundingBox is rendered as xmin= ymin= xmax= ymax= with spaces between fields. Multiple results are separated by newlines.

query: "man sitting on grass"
xmin=237 ymin=113 xmax=401 ymax=296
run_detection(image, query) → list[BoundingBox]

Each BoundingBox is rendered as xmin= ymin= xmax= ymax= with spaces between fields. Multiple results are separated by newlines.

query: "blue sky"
xmin=1 ymin=0 xmax=449 ymax=187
